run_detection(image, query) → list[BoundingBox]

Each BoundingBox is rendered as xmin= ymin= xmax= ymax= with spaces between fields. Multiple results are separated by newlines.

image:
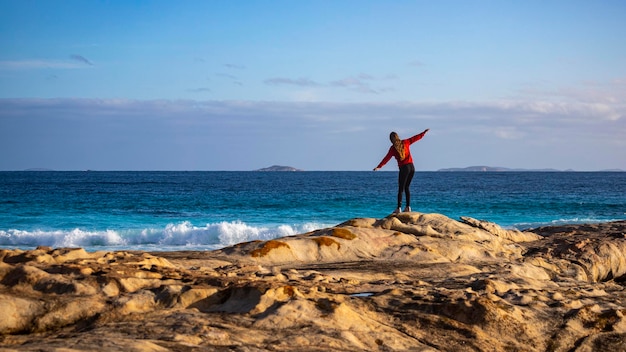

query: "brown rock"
xmin=0 ymin=215 xmax=625 ymax=351
xmin=0 ymin=294 xmax=44 ymax=334
xmin=35 ymin=296 xmax=106 ymax=332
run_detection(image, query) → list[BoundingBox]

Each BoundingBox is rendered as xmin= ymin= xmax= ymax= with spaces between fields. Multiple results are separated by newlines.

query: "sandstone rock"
xmin=115 ymin=290 xmax=157 ymax=315
xmin=35 ymin=296 xmax=106 ymax=332
xmin=101 ymin=280 xmax=120 ymax=297
xmin=0 ymin=294 xmax=44 ymax=334
xmin=0 ymin=216 xmax=625 ymax=351
xmin=50 ymin=247 xmax=94 ymax=263
xmin=115 ymin=277 xmax=163 ymax=293
xmin=126 ymin=254 xmax=176 ymax=269
xmin=524 ymin=221 xmax=626 ymax=282
xmin=175 ymin=286 xmax=220 ymax=310
xmin=460 ymin=216 xmax=542 ymax=242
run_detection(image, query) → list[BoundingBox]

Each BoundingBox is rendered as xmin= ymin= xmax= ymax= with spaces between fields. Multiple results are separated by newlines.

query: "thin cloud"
xmin=493 ymin=127 xmax=525 ymax=140
xmin=331 ymin=74 xmax=373 ymax=86
xmin=216 ymin=73 xmax=238 ymax=80
xmin=330 ymin=73 xmax=397 ymax=94
xmin=517 ymin=77 xmax=626 ymax=117
xmin=266 ymin=73 xmax=395 ymax=94
xmin=224 ymin=63 xmax=245 ymax=70
xmin=187 ymin=88 xmax=211 ymax=93
xmin=0 ymin=59 xmax=84 ymax=70
xmin=69 ymin=54 xmax=93 ymax=66
xmin=215 ymin=73 xmax=243 ymax=86
xmin=264 ymin=77 xmax=321 ymax=87
xmin=2 ymin=97 xmax=620 ymax=127
xmin=331 ymin=74 xmax=379 ymax=94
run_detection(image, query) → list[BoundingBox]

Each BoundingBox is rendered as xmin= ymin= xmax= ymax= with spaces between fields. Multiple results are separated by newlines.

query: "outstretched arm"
xmin=373 ymin=147 xmax=394 ymax=171
xmin=407 ymin=128 xmax=430 ymax=144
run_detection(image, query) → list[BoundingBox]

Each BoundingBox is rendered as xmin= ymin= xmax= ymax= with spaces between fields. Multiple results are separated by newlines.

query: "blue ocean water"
xmin=1 ymin=171 xmax=625 ymax=252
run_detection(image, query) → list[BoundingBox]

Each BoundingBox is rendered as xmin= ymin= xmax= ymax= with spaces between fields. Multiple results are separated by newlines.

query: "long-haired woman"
xmin=374 ymin=129 xmax=429 ymax=213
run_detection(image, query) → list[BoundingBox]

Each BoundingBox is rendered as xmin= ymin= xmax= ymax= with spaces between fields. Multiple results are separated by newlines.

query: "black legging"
xmin=397 ymin=163 xmax=415 ymax=208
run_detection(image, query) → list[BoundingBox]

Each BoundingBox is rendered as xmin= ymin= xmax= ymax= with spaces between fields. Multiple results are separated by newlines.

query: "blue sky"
xmin=1 ymin=0 xmax=625 ymax=170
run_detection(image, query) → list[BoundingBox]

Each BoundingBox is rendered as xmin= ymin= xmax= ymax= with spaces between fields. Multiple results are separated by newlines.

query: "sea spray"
xmin=0 ymin=221 xmax=328 ymax=251
xmin=0 ymin=228 xmax=126 ymax=248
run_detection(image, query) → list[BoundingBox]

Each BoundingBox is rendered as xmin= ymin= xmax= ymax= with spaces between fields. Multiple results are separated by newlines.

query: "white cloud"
xmin=493 ymin=127 xmax=524 ymax=140
xmin=515 ymin=78 xmax=626 ymax=121
xmin=0 ymin=98 xmax=624 ymax=170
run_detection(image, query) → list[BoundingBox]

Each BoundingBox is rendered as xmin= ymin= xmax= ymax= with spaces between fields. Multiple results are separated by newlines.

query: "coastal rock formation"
xmin=1 ymin=213 xmax=625 ymax=351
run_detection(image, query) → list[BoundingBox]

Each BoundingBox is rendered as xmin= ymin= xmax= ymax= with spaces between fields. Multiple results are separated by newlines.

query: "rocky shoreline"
xmin=1 ymin=213 xmax=625 ymax=351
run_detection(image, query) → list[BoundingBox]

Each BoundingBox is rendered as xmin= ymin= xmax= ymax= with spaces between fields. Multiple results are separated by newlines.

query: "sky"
xmin=1 ymin=0 xmax=625 ymax=171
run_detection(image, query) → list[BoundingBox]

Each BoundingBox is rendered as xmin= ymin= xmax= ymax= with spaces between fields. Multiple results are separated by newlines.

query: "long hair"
xmin=389 ymin=132 xmax=406 ymax=160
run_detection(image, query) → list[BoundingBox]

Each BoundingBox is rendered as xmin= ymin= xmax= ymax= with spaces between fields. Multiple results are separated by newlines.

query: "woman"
xmin=374 ymin=129 xmax=429 ymax=213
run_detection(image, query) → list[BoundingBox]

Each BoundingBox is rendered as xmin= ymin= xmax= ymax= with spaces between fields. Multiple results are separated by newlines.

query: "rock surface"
xmin=1 ymin=213 xmax=625 ymax=351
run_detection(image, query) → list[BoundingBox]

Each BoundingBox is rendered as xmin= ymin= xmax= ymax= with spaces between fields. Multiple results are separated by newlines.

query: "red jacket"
xmin=376 ymin=131 xmax=427 ymax=169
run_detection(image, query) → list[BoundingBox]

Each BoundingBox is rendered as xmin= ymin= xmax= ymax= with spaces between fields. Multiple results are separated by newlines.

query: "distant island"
xmin=255 ymin=165 xmax=303 ymax=172
xmin=437 ymin=166 xmax=624 ymax=172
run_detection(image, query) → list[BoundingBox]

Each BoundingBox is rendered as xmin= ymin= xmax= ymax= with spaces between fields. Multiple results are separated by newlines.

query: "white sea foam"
xmin=0 ymin=228 xmax=126 ymax=248
xmin=0 ymin=221 xmax=328 ymax=251
xmin=512 ymin=217 xmax=624 ymax=230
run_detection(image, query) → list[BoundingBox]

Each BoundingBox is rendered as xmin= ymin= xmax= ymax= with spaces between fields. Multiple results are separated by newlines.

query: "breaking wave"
xmin=0 ymin=221 xmax=327 ymax=251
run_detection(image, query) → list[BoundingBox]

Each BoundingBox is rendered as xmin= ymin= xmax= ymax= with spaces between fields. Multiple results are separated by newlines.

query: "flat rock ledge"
xmin=1 ymin=212 xmax=625 ymax=351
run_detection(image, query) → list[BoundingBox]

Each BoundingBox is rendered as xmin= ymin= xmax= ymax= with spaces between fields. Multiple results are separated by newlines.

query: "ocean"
xmin=1 ymin=171 xmax=625 ymax=252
